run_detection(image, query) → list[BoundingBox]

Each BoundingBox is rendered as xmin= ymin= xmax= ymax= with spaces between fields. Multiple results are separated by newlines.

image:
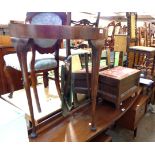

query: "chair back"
xmin=25 ymin=12 xmax=67 ymax=54
xmin=107 ymin=21 xmax=115 ymax=37
xmin=105 ymin=21 xmax=115 ymax=50
xmin=114 ymin=22 xmax=121 ymax=35
xmin=66 ymin=12 xmax=100 ymax=55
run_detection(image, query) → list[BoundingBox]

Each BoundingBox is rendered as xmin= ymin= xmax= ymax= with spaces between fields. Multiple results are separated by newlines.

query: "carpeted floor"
xmin=106 ymin=111 xmax=155 ymax=142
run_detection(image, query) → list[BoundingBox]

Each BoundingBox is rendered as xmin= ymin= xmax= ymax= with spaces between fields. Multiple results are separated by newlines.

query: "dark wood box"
xmin=98 ymin=66 xmax=140 ymax=108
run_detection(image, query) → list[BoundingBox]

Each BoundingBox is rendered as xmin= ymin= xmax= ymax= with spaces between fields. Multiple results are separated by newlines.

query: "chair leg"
xmin=31 ymin=71 xmax=41 ymax=113
xmin=54 ymin=68 xmax=61 ymax=99
xmin=73 ymin=91 xmax=78 ymax=107
xmin=4 ymin=66 xmax=14 ymax=98
xmin=84 ymin=53 xmax=91 ymax=98
xmin=43 ymin=71 xmax=49 ymax=88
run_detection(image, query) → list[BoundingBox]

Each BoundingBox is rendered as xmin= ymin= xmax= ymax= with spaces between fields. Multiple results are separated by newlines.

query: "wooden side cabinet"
xmin=117 ymin=95 xmax=149 ymax=137
xmin=0 ymin=45 xmax=23 ymax=95
xmin=0 ymin=35 xmax=23 ymax=95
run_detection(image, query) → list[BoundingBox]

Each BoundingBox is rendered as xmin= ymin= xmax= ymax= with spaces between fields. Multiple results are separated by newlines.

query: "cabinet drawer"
xmin=134 ymin=99 xmax=146 ymax=124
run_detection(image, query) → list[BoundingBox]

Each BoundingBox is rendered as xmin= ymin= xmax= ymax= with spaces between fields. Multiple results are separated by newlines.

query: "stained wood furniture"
xmin=117 ymin=94 xmax=149 ymax=137
xmin=29 ymin=95 xmax=139 ymax=142
xmin=4 ymin=13 xmax=66 ymax=114
xmin=114 ymin=22 xmax=121 ymax=35
xmin=137 ymin=23 xmax=151 ymax=47
xmin=105 ymin=21 xmax=115 ymax=51
xmin=9 ymin=21 xmax=107 ymax=137
xmin=129 ymin=46 xmax=155 ymax=76
xmin=0 ymin=34 xmax=22 ymax=95
xmin=0 ymin=46 xmax=13 ymax=95
xmin=63 ymin=12 xmax=100 ymax=108
xmin=129 ymin=46 xmax=155 ymax=108
xmin=72 ymin=66 xmax=140 ymax=109
xmin=126 ymin=12 xmax=138 ymax=68
xmin=0 ymin=45 xmax=23 ymax=95
xmin=98 ymin=66 xmax=140 ymax=109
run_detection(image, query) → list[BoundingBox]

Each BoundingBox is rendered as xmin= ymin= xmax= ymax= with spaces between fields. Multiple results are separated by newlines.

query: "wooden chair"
xmin=127 ymin=13 xmax=155 ymax=110
xmin=106 ymin=48 xmax=124 ymax=68
xmin=114 ymin=22 xmax=121 ymax=35
xmin=4 ymin=12 xmax=66 ymax=114
xmin=105 ymin=21 xmax=115 ymax=51
xmin=65 ymin=12 xmax=101 ymax=106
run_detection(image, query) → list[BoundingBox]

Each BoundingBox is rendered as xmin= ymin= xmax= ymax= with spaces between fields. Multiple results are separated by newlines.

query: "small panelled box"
xmin=98 ymin=66 xmax=140 ymax=109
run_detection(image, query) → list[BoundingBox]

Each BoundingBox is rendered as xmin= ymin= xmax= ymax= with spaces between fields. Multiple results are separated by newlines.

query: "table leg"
xmin=90 ymin=47 xmax=102 ymax=131
xmin=19 ymin=51 xmax=37 ymax=138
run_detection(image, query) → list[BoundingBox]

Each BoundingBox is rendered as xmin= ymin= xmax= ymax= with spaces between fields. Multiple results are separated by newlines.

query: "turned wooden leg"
xmin=43 ymin=71 xmax=49 ymax=88
xmin=54 ymin=68 xmax=61 ymax=99
xmin=4 ymin=65 xmax=14 ymax=98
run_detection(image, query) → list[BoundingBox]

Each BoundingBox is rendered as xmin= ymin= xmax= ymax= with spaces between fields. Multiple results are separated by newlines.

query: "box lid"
xmin=99 ymin=66 xmax=140 ymax=80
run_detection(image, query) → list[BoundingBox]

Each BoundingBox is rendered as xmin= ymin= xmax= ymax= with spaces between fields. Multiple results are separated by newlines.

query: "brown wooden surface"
xmin=73 ymin=66 xmax=140 ymax=109
xmin=98 ymin=66 xmax=140 ymax=108
xmin=9 ymin=24 xmax=107 ymax=40
xmin=0 ymin=46 xmax=23 ymax=95
xmin=117 ymin=94 xmax=149 ymax=131
xmin=9 ymin=22 xmax=107 ymax=137
xmin=129 ymin=46 xmax=155 ymax=76
xmin=29 ymin=95 xmax=138 ymax=142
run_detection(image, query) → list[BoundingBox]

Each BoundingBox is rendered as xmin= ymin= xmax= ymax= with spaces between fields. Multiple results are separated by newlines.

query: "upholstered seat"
xmin=4 ymin=51 xmax=57 ymax=72
xmin=4 ymin=12 xmax=66 ymax=115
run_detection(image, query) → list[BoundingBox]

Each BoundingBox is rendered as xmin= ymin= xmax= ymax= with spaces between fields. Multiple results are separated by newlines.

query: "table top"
xmin=129 ymin=46 xmax=155 ymax=52
xmin=9 ymin=23 xmax=107 ymax=40
xmin=29 ymin=95 xmax=138 ymax=142
xmin=0 ymin=45 xmax=14 ymax=48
